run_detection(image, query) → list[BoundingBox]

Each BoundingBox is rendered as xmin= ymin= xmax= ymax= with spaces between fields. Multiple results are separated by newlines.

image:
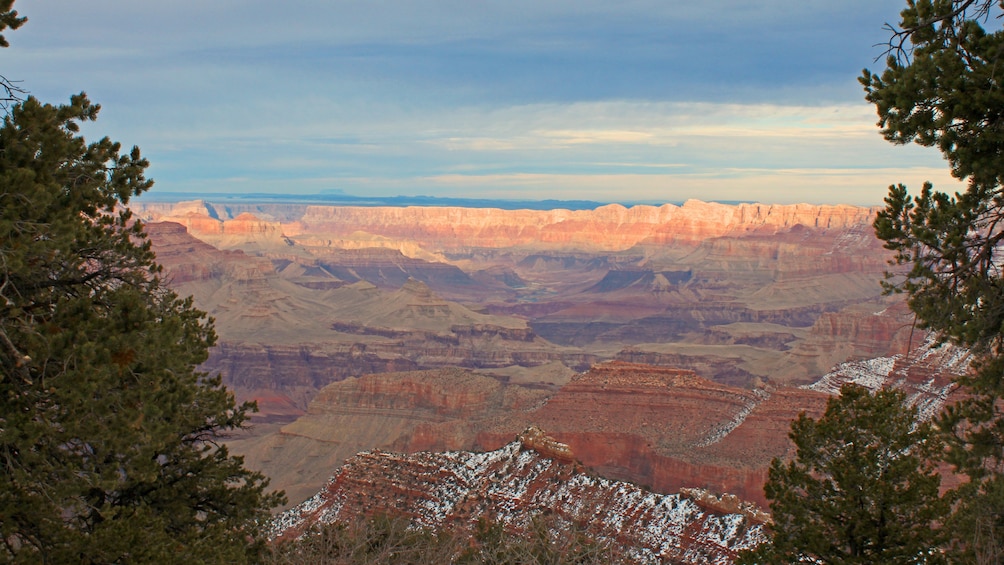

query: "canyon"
xmin=136 ymin=198 xmax=969 ymax=554
xmin=140 ymin=198 xmax=902 ymax=411
xmin=272 ymin=427 xmax=768 ymax=564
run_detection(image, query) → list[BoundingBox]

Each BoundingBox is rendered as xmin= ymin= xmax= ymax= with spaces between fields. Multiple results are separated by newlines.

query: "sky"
xmin=2 ymin=1 xmax=965 ymax=205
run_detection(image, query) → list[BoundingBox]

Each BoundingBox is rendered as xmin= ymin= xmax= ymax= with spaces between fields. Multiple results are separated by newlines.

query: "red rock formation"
xmin=144 ymin=222 xmax=230 ymax=282
xmin=228 ymin=368 xmax=552 ymax=506
xmin=469 ymin=362 xmax=831 ymax=507
xmin=271 ymin=429 xmax=768 ymax=564
xmin=237 ymin=361 xmax=829 ymax=508
xmin=806 ymin=336 xmax=969 ymax=421
xmin=287 ymin=200 xmax=877 ymax=251
xmin=234 ymin=347 xmax=970 ymax=512
xmin=135 ymin=199 xmax=878 ymax=253
xmin=224 ymin=212 xmax=283 ymax=235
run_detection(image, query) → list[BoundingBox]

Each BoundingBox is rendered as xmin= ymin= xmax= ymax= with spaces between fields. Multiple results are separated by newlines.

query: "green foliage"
xmin=862 ymin=2 xmax=1004 ymax=560
xmin=264 ymin=514 xmax=624 ymax=565
xmin=457 ymin=515 xmax=621 ymax=565
xmin=0 ymin=0 xmax=24 ymax=48
xmin=737 ymin=384 xmax=948 ymax=564
xmin=0 ymin=93 xmax=283 ymax=562
xmin=264 ymin=515 xmax=461 ymax=565
xmin=862 ymin=0 xmax=1004 ymax=354
xmin=0 ymin=0 xmax=26 ymax=109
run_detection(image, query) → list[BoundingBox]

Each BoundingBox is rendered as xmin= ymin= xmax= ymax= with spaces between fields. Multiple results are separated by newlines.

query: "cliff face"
xmin=285 ymin=200 xmax=877 ymax=251
xmin=136 ymin=199 xmax=878 ymax=253
xmin=271 ymin=429 xmax=767 ymax=564
xmin=244 ymin=353 xmax=971 ymax=512
xmin=806 ymin=336 xmax=969 ymax=421
xmin=477 ymin=362 xmax=832 ymax=507
xmin=143 ymin=221 xmax=247 ymax=283
xmin=227 ymin=368 xmax=552 ymax=506
xmin=234 ymin=362 xmax=830 ymax=509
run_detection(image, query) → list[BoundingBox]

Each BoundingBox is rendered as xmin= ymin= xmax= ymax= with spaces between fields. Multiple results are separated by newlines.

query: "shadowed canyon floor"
xmin=139 ymin=200 xmax=967 ymax=514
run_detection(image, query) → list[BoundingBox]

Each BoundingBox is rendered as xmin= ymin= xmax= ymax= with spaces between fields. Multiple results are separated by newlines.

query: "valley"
xmin=136 ymin=199 xmax=966 ymax=525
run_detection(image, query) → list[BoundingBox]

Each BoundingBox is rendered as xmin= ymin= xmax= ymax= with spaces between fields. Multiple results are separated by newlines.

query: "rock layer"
xmin=272 ymin=429 xmax=768 ymax=564
xmin=242 ymin=355 xmax=970 ymax=511
xmin=234 ymin=362 xmax=829 ymax=508
xmin=286 ymin=200 xmax=878 ymax=251
xmin=227 ymin=368 xmax=551 ymax=506
xmin=478 ymin=362 xmax=832 ymax=506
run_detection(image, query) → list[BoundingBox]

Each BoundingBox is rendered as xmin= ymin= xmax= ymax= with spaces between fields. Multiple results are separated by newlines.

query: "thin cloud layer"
xmin=2 ymin=1 xmax=958 ymax=204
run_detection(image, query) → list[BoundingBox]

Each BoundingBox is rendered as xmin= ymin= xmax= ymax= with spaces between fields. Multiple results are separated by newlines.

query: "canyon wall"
xmin=236 ymin=348 xmax=969 ymax=511
xmin=138 ymin=200 xmax=950 ymax=524
xmin=136 ymin=199 xmax=879 ymax=252
xmin=233 ymin=362 xmax=832 ymax=508
xmin=291 ymin=200 xmax=877 ymax=250
xmin=272 ymin=429 xmax=768 ymax=564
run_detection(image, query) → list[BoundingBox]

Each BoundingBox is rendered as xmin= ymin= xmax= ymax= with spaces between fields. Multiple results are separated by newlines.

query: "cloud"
xmin=103 ymin=98 xmax=950 ymax=205
xmin=419 ymin=165 xmax=962 ymax=206
xmin=5 ymin=0 xmax=937 ymax=205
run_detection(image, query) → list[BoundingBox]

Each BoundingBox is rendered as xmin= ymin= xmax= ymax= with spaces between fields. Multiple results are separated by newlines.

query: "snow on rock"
xmin=696 ymin=388 xmax=771 ymax=447
xmin=271 ymin=426 xmax=767 ymax=564
xmin=805 ymin=336 xmax=970 ymax=419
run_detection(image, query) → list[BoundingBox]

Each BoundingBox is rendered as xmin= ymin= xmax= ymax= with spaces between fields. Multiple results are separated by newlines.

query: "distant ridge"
xmin=134 ymin=191 xmax=697 ymax=211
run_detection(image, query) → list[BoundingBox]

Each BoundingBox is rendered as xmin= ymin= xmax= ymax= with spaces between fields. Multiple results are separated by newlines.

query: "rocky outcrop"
xmin=236 ymin=362 xmax=829 ymax=508
xmin=144 ymin=221 xmax=246 ymax=283
xmin=271 ymin=429 xmax=767 ymax=564
xmin=471 ymin=362 xmax=831 ymax=506
xmin=806 ymin=336 xmax=970 ymax=421
xmin=228 ymin=368 xmax=551 ymax=507
xmin=234 ymin=345 xmax=972 ymax=513
xmin=614 ymin=348 xmax=758 ymax=387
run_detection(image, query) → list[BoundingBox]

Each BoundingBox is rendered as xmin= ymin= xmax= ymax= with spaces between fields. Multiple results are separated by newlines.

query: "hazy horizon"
xmin=134 ymin=191 xmax=887 ymax=212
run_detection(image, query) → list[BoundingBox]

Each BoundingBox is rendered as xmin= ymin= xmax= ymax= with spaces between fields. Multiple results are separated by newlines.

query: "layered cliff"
xmin=287 ymin=200 xmax=877 ymax=252
xmin=477 ymin=362 xmax=832 ymax=506
xmin=146 ymin=222 xmax=589 ymax=422
xmin=227 ymin=368 xmax=552 ymax=506
xmin=136 ymin=199 xmax=878 ymax=254
xmin=243 ymin=353 xmax=971 ymax=512
xmin=806 ymin=336 xmax=970 ymax=421
xmin=233 ymin=362 xmax=831 ymax=508
xmin=272 ymin=428 xmax=767 ymax=564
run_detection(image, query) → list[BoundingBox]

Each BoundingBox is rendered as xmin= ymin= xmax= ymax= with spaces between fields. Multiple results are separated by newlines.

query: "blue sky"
xmin=3 ymin=1 xmax=962 ymax=205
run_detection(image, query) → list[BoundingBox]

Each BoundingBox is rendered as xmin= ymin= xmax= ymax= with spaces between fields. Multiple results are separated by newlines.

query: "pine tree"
xmin=737 ymin=384 xmax=948 ymax=564
xmin=861 ymin=2 xmax=1004 ymax=559
xmin=0 ymin=0 xmax=26 ymax=108
xmin=0 ymin=93 xmax=283 ymax=562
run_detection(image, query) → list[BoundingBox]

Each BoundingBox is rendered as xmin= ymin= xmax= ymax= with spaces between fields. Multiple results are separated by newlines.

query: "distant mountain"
xmin=135 ymin=191 xmax=619 ymax=211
